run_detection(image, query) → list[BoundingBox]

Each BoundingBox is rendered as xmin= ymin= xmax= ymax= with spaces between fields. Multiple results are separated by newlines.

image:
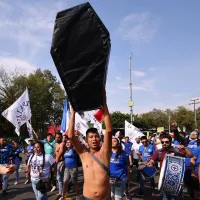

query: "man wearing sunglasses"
xmin=148 ymin=134 xmax=193 ymax=200
xmin=136 ymin=136 xmax=155 ymax=197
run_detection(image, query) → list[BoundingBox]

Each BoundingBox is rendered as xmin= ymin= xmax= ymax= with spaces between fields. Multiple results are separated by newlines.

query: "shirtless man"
xmin=55 ymin=132 xmax=66 ymax=196
xmin=68 ymin=89 xmax=112 ymax=200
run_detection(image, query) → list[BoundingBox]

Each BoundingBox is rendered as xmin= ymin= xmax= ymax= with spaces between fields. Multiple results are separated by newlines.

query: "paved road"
xmin=1 ymin=154 xmax=192 ymax=200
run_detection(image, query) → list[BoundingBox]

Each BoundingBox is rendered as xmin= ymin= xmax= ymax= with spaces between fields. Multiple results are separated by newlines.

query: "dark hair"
xmin=112 ymin=138 xmax=123 ymax=161
xmin=86 ymin=128 xmax=99 ymax=137
xmin=140 ymin=136 xmax=147 ymax=140
xmin=56 ymin=132 xmax=62 ymax=137
xmin=29 ymin=142 xmax=45 ymax=170
xmin=47 ymin=133 xmax=53 ymax=137
xmin=160 ymin=134 xmax=172 ymax=143
xmin=125 ymin=136 xmax=129 ymax=139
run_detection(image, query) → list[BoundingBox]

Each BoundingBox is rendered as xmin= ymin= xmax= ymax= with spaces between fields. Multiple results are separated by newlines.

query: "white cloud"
xmin=172 ymin=93 xmax=183 ymax=97
xmin=0 ymin=1 xmax=68 ymax=58
xmin=132 ymin=71 xmax=145 ymax=77
xmin=118 ymin=78 xmax=158 ymax=93
xmin=119 ymin=85 xmax=146 ymax=91
xmin=116 ymin=76 xmax=122 ymax=81
xmin=149 ymin=67 xmax=156 ymax=71
xmin=0 ymin=56 xmax=36 ymax=75
xmin=117 ymin=12 xmax=160 ymax=41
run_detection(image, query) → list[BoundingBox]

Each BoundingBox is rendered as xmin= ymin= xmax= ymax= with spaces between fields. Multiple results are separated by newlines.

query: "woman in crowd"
xmin=12 ymin=145 xmax=22 ymax=185
xmin=26 ymin=142 xmax=55 ymax=200
xmin=59 ymin=139 xmax=80 ymax=200
xmin=110 ymin=137 xmax=130 ymax=200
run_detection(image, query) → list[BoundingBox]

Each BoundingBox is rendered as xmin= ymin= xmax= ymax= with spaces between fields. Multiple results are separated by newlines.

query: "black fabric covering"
xmin=51 ymin=2 xmax=111 ymax=112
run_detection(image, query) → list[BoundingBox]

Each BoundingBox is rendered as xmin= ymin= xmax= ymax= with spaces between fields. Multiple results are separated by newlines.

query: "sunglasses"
xmin=161 ymin=141 xmax=169 ymax=144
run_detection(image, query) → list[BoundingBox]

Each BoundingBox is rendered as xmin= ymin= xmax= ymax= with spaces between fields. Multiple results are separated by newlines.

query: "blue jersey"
xmin=13 ymin=147 xmax=22 ymax=159
xmin=139 ymin=144 xmax=155 ymax=161
xmin=110 ymin=151 xmax=129 ymax=179
xmin=0 ymin=144 xmax=13 ymax=165
xmin=173 ymin=140 xmax=180 ymax=145
xmin=194 ymin=146 xmax=200 ymax=175
xmin=64 ymin=148 xmax=77 ymax=168
xmin=185 ymin=140 xmax=198 ymax=166
xmin=26 ymin=145 xmax=34 ymax=159
xmin=122 ymin=141 xmax=133 ymax=155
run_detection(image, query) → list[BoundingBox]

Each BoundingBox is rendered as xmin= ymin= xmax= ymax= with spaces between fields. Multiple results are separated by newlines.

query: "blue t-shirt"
xmin=110 ymin=151 xmax=129 ymax=179
xmin=27 ymin=145 xmax=34 ymax=159
xmin=122 ymin=141 xmax=133 ymax=155
xmin=194 ymin=146 xmax=200 ymax=175
xmin=0 ymin=144 xmax=13 ymax=165
xmin=139 ymin=144 xmax=155 ymax=162
xmin=64 ymin=148 xmax=77 ymax=168
xmin=13 ymin=147 xmax=22 ymax=159
xmin=185 ymin=140 xmax=198 ymax=166
xmin=173 ymin=140 xmax=180 ymax=145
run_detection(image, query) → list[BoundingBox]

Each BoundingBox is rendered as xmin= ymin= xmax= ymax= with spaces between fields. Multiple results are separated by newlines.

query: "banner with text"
xmin=125 ymin=120 xmax=144 ymax=143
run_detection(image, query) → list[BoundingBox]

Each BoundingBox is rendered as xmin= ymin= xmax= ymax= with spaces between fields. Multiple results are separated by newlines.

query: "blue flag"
xmin=60 ymin=99 xmax=70 ymax=133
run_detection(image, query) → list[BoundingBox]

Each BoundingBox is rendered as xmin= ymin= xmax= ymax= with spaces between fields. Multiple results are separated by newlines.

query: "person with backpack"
xmin=59 ymin=139 xmax=81 ymax=200
xmin=33 ymin=133 xmax=57 ymax=192
xmin=136 ymin=136 xmax=155 ymax=197
xmin=26 ymin=141 xmax=55 ymax=200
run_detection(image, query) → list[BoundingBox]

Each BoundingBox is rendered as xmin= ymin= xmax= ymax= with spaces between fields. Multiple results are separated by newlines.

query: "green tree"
xmin=0 ymin=69 xmax=65 ymax=138
xmin=173 ymin=106 xmax=194 ymax=131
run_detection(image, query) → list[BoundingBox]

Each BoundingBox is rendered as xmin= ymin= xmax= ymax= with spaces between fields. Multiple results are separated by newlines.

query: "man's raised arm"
xmin=68 ymin=106 xmax=84 ymax=154
xmin=101 ymin=89 xmax=112 ymax=155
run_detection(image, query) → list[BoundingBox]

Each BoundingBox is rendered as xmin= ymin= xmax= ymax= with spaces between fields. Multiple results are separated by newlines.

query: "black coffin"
xmin=50 ymin=2 xmax=111 ymax=112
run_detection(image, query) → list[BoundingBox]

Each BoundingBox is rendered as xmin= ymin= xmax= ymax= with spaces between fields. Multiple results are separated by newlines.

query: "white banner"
xmin=2 ymin=88 xmax=31 ymax=135
xmin=93 ymin=120 xmax=102 ymax=135
xmin=75 ymin=113 xmax=89 ymax=137
xmin=26 ymin=121 xmax=33 ymax=139
xmin=125 ymin=120 xmax=144 ymax=143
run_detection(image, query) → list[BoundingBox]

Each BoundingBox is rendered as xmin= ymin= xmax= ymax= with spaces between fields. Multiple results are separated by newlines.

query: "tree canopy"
xmin=0 ymin=68 xmax=65 ymax=137
xmin=0 ymin=68 xmax=199 ymax=138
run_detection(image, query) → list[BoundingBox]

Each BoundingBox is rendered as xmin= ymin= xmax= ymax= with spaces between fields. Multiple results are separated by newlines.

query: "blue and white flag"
xmin=2 ymin=88 xmax=31 ymax=136
xmin=60 ymin=99 xmax=70 ymax=134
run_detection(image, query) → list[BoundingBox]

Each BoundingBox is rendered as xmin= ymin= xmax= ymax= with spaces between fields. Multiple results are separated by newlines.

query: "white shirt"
xmin=28 ymin=154 xmax=55 ymax=181
xmin=132 ymin=142 xmax=142 ymax=159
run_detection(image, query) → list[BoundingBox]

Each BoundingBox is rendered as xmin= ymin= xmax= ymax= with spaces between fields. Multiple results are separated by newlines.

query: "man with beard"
xmin=148 ymin=134 xmax=193 ymax=200
xmin=55 ymin=132 xmax=66 ymax=197
xmin=68 ymin=89 xmax=112 ymax=200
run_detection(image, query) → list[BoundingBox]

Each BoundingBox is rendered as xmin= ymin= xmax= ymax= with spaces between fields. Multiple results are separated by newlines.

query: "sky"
xmin=0 ymin=0 xmax=200 ymax=114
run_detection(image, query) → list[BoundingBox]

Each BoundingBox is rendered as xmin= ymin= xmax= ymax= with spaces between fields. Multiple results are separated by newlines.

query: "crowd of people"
xmin=0 ymin=91 xmax=200 ymax=200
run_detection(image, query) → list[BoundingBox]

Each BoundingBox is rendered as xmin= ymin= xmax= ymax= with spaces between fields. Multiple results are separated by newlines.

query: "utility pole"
xmin=189 ymin=98 xmax=200 ymax=129
xmin=129 ymin=53 xmax=133 ymax=124
xmin=168 ymin=115 xmax=171 ymax=133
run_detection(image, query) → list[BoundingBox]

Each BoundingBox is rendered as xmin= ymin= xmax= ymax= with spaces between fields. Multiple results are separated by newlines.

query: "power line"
xmin=189 ymin=98 xmax=200 ymax=129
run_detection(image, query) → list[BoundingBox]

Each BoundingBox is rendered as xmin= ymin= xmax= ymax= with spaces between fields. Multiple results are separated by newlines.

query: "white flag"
xmin=75 ymin=113 xmax=89 ymax=137
xmin=26 ymin=121 xmax=33 ymax=138
xmin=125 ymin=120 xmax=144 ymax=143
xmin=93 ymin=119 xmax=102 ymax=135
xmin=2 ymin=88 xmax=31 ymax=135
